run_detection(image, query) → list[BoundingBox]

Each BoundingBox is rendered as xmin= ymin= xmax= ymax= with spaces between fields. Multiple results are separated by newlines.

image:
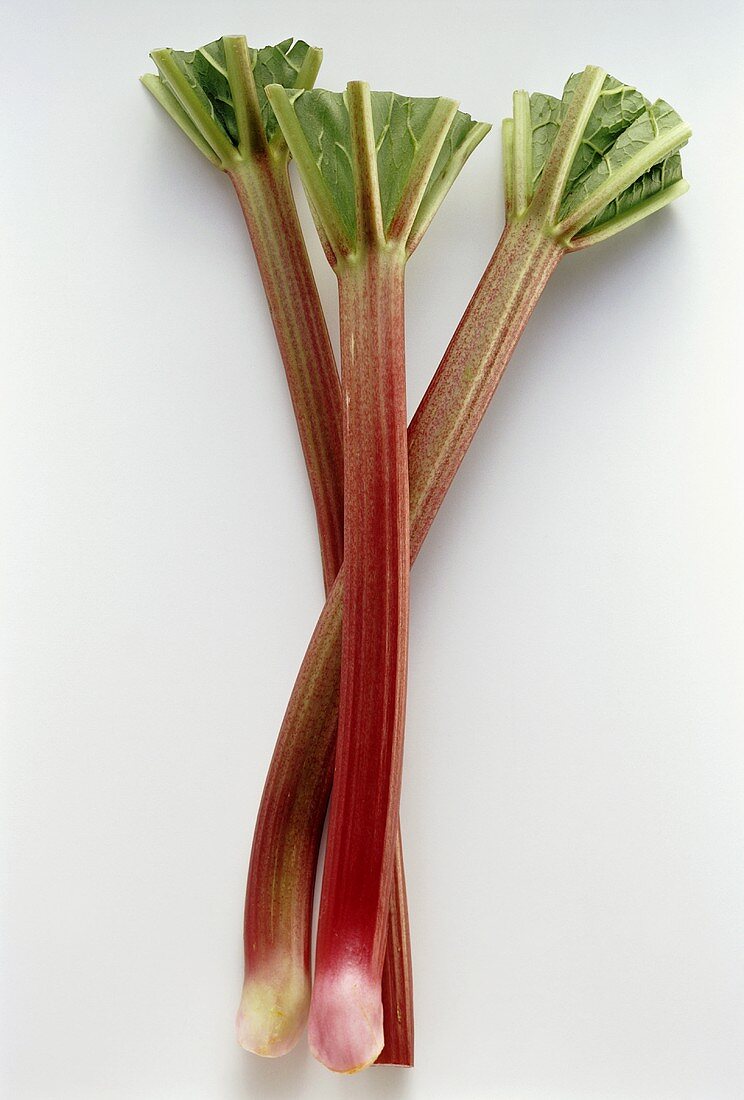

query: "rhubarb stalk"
xmin=320 ymin=238 xmax=409 ymax=1074
xmin=142 ymin=36 xmax=344 ymax=590
xmin=259 ymin=82 xmax=490 ymax=1072
xmin=244 ymin=65 xmax=690 ymax=1073
xmin=143 ymin=38 xmax=415 ymax=1062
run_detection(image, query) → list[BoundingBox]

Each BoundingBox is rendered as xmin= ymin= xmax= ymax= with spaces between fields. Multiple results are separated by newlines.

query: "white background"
xmin=2 ymin=1 xmax=743 ymax=1097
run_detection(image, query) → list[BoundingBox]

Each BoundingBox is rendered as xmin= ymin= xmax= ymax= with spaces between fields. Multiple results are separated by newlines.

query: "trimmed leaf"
xmin=152 ymin=37 xmax=313 ymax=152
xmin=291 ymin=89 xmax=357 ymax=241
xmin=557 ymin=97 xmax=687 ymax=224
xmin=529 ymin=92 xmax=562 ymax=186
xmin=561 ymin=74 xmax=646 ymax=187
xmin=252 ymin=39 xmax=312 ymax=143
xmin=423 ymin=109 xmax=488 ymax=206
xmin=167 ymin=40 xmax=239 ymax=145
xmin=577 ymin=150 xmax=684 ymax=234
xmin=511 ymin=68 xmax=690 ymax=239
xmin=141 ymin=73 xmax=223 ymax=167
xmin=372 ymin=93 xmax=439 ymax=232
xmin=288 ymin=88 xmax=484 ymax=244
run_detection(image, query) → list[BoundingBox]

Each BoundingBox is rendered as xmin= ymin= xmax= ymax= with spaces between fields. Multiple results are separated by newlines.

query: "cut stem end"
xmin=236 ymin=966 xmax=310 ymax=1058
xmin=308 ymin=966 xmax=384 ymax=1073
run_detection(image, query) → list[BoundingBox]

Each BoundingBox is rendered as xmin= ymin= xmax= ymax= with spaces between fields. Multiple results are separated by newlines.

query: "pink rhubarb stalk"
xmin=310 ymin=238 xmax=410 ymax=1071
xmin=261 ymin=80 xmax=489 ymax=1072
xmin=245 ymin=65 xmax=690 ymax=1073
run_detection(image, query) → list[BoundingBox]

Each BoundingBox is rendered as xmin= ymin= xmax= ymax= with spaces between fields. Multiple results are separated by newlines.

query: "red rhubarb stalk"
xmin=312 ymin=239 xmax=409 ymax=1073
xmin=260 ymin=81 xmax=489 ymax=1072
xmin=143 ymin=36 xmax=415 ymax=1062
xmin=244 ymin=65 xmax=690 ymax=1073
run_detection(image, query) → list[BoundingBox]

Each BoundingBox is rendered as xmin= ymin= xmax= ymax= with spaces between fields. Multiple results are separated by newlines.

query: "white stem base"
xmin=236 ymin=963 xmax=310 ymax=1058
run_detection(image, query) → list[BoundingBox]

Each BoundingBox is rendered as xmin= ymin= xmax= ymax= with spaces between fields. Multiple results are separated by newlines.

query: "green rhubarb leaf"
xmin=578 ymin=150 xmax=684 ymax=233
xmin=557 ymin=97 xmax=687 ymax=225
xmin=166 ymin=39 xmax=239 ymax=146
xmin=249 ymin=38 xmax=313 ymax=143
xmin=288 ymin=88 xmax=483 ymax=243
xmin=149 ymin=37 xmax=314 ymax=155
xmin=512 ymin=68 xmax=690 ymax=238
xmin=290 ymin=89 xmax=357 ymax=241
xmin=560 ymin=74 xmax=646 ymax=187
xmin=372 ymin=93 xmax=439 ymax=233
xmin=529 ymin=92 xmax=562 ymax=186
xmin=423 ymin=108 xmax=488 ymax=206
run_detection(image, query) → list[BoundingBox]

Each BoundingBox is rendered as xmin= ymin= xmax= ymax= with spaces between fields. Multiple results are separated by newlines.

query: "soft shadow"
xmin=545 ymin=204 xmax=691 ymax=312
xmin=233 ymin=1042 xmax=416 ymax=1098
xmin=349 ymin=1064 xmax=416 ymax=1098
xmin=233 ymin=1041 xmax=312 ymax=1097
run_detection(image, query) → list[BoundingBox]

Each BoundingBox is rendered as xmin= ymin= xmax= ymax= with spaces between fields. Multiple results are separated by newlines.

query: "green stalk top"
xmin=266 ymin=82 xmax=491 ymax=267
xmin=141 ymin=36 xmax=323 ymax=170
xmin=502 ymin=66 xmax=691 ymax=250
